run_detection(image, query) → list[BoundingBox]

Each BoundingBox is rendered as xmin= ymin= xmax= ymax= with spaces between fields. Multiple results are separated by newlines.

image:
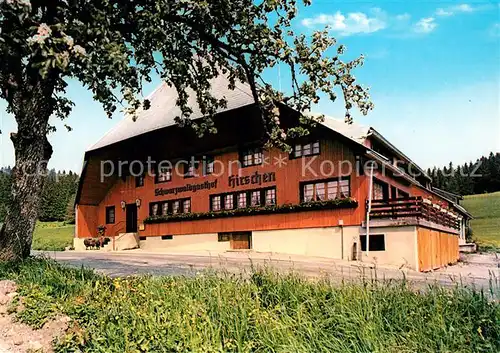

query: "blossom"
xmin=280 ymin=132 xmax=286 ymax=139
xmin=27 ymin=34 xmax=46 ymax=44
xmin=56 ymin=51 xmax=70 ymax=69
xmin=37 ymin=23 xmax=51 ymax=37
xmin=1 ymin=0 xmax=30 ymax=8
xmin=18 ymin=0 xmax=31 ymax=7
xmin=64 ymin=35 xmax=74 ymax=48
xmin=73 ymin=45 xmax=86 ymax=56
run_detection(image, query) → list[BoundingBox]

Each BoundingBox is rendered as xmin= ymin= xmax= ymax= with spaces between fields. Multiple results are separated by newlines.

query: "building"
xmin=74 ymin=77 xmax=471 ymax=271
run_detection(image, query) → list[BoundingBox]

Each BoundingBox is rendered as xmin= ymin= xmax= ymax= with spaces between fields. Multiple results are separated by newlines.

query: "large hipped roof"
xmin=89 ymin=75 xmax=256 ymax=151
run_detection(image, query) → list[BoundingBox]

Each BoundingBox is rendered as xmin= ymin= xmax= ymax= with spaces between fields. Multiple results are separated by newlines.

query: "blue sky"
xmin=0 ymin=0 xmax=499 ymax=172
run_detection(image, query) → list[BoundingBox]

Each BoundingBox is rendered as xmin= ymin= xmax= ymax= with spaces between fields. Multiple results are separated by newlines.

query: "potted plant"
xmin=97 ymin=225 xmax=107 ymax=248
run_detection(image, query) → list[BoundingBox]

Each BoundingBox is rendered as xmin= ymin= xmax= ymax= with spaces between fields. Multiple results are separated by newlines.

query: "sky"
xmin=0 ymin=0 xmax=499 ymax=173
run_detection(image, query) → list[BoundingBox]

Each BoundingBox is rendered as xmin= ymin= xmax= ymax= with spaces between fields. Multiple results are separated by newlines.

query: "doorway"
xmin=230 ymin=232 xmax=252 ymax=250
xmin=125 ymin=204 xmax=138 ymax=233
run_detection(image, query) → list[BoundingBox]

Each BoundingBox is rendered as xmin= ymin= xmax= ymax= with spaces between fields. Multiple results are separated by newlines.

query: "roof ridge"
xmin=87 ymin=82 xmax=169 ymax=151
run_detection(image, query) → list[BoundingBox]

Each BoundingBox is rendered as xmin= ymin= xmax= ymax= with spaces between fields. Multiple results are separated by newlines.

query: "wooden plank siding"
xmin=77 ymin=138 xmax=370 ymax=238
xmin=417 ymin=227 xmax=459 ymax=271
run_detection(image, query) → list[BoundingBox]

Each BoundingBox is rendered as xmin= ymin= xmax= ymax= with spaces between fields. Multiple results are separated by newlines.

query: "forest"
xmin=0 ymin=167 xmax=78 ymax=223
xmin=427 ymin=152 xmax=500 ymax=196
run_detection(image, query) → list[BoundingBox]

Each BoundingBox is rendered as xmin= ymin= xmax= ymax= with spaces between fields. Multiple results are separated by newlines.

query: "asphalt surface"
xmin=33 ymin=250 xmax=499 ymax=291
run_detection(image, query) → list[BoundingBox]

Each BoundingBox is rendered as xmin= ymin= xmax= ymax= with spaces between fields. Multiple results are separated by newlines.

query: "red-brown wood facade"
xmin=76 ymin=106 xmax=460 ymax=249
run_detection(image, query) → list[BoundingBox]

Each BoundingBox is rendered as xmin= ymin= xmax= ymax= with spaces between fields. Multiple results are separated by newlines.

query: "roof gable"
xmin=89 ymin=75 xmax=255 ymax=151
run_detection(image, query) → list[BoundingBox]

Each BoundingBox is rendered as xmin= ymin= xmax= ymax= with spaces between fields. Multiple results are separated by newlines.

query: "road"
xmin=33 ymin=250 xmax=499 ymax=290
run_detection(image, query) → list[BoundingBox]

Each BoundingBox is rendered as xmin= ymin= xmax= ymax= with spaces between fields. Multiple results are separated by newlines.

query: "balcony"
xmin=365 ymin=196 xmax=461 ymax=233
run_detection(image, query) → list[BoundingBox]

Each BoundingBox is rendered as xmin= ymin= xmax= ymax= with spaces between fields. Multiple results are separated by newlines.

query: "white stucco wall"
xmin=73 ymin=226 xmax=420 ymax=271
xmin=358 ymin=226 xmax=418 ymax=270
xmin=252 ymin=226 xmax=360 ymax=259
xmin=139 ymin=233 xmax=230 ymax=252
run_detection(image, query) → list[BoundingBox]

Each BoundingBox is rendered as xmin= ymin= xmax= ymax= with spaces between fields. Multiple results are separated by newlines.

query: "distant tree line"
xmin=427 ymin=152 xmax=500 ymax=196
xmin=0 ymin=167 xmax=79 ymax=223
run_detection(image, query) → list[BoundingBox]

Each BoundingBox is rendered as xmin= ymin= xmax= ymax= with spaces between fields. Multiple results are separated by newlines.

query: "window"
xmin=390 ymin=185 xmax=397 ymax=199
xmin=327 ymin=181 xmax=338 ymax=200
xmin=292 ymin=140 xmax=320 ymax=158
xmin=172 ymin=200 xmax=180 ymax=214
xmin=149 ymin=198 xmax=191 ymax=216
xmin=265 ymin=188 xmax=276 ymax=205
xmin=250 ymin=190 xmax=261 ymax=206
xmin=360 ymin=234 xmax=385 ymax=251
xmin=218 ymin=233 xmax=230 ymax=242
xmin=204 ymin=156 xmax=215 ymax=175
xmin=162 ymin=202 xmax=169 ymax=215
xmin=339 ymin=179 xmax=350 ymax=198
xmin=161 ymin=235 xmax=173 ymax=240
xmin=225 ymin=194 xmax=234 ymax=210
xmin=183 ymin=199 xmax=191 ymax=213
xmin=315 ymin=182 xmax=325 ymax=200
xmin=312 ymin=141 xmax=320 ymax=154
xmin=150 ymin=203 xmax=159 ymax=216
xmin=398 ymin=189 xmax=409 ymax=199
xmin=184 ymin=160 xmax=198 ymax=178
xmin=211 ymin=195 xmax=222 ymax=211
xmin=241 ymin=147 xmax=263 ymax=167
xmin=301 ymin=178 xmax=350 ymax=202
xmin=237 ymin=192 xmax=247 ymax=208
xmin=105 ymin=206 xmax=115 ymax=224
xmin=135 ymin=175 xmax=145 ymax=187
xmin=304 ymin=184 xmax=314 ymax=202
xmin=156 ymin=165 xmax=172 ymax=183
xmin=373 ymin=180 xmax=388 ymax=200
xmin=212 ymin=187 xmax=276 ymax=211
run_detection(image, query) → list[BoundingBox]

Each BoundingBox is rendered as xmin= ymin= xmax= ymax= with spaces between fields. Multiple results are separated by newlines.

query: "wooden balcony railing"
xmin=367 ymin=196 xmax=460 ymax=230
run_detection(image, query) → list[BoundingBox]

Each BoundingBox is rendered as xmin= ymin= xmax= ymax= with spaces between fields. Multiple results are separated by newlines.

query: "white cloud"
xmin=455 ymin=4 xmax=474 ymax=12
xmin=414 ymin=17 xmax=437 ymax=33
xmin=435 ymin=8 xmax=453 ymax=17
xmin=436 ymin=3 xmax=476 ymax=17
xmin=395 ymin=13 xmax=411 ymax=21
xmin=301 ymin=10 xmax=386 ymax=36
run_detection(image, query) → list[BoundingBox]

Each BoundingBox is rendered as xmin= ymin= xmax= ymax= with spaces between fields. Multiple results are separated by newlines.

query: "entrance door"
xmin=125 ymin=204 xmax=138 ymax=233
xmin=231 ymin=232 xmax=252 ymax=250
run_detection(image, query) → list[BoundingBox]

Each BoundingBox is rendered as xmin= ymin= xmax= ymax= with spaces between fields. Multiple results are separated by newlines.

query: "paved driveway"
xmin=34 ymin=250 xmax=499 ymax=290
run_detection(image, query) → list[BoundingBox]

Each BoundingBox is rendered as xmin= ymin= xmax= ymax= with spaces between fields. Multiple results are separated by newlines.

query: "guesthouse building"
xmin=74 ymin=77 xmax=471 ymax=271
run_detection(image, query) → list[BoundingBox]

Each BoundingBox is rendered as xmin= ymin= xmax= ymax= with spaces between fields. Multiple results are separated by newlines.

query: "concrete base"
xmin=359 ymin=226 xmax=418 ymax=270
xmin=73 ymin=238 xmax=86 ymax=251
xmin=114 ymin=233 xmax=140 ymax=250
xmin=252 ymin=226 xmax=360 ymax=261
xmin=135 ymin=226 xmax=419 ymax=270
xmin=459 ymin=243 xmax=477 ymax=253
xmin=139 ymin=233 xmax=229 ymax=252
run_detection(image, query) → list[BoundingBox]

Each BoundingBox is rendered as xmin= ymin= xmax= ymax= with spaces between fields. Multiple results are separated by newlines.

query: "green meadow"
xmin=32 ymin=221 xmax=74 ymax=251
xmin=463 ymin=191 xmax=500 ymax=249
xmin=1 ymin=258 xmax=498 ymax=353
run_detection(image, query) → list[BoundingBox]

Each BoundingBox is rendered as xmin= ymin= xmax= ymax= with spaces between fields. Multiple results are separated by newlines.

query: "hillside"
xmin=462 ymin=191 xmax=500 ymax=248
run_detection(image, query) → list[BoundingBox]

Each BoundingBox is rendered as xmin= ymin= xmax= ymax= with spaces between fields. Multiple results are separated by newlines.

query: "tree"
xmin=0 ymin=167 xmax=12 ymax=222
xmin=0 ymin=0 xmax=372 ymax=260
xmin=429 ymin=152 xmax=500 ymax=196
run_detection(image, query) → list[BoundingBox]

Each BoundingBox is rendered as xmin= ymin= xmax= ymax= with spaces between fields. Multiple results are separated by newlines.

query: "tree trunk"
xmin=0 ymin=83 xmax=54 ymax=261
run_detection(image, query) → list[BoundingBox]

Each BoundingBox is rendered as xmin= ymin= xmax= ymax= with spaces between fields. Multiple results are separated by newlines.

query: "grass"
xmin=32 ymin=221 xmax=74 ymax=251
xmin=0 ymin=258 xmax=499 ymax=353
xmin=463 ymin=191 xmax=500 ymax=249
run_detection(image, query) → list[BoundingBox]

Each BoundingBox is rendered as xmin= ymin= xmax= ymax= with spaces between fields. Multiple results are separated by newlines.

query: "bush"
xmin=0 ymin=258 xmax=498 ymax=353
